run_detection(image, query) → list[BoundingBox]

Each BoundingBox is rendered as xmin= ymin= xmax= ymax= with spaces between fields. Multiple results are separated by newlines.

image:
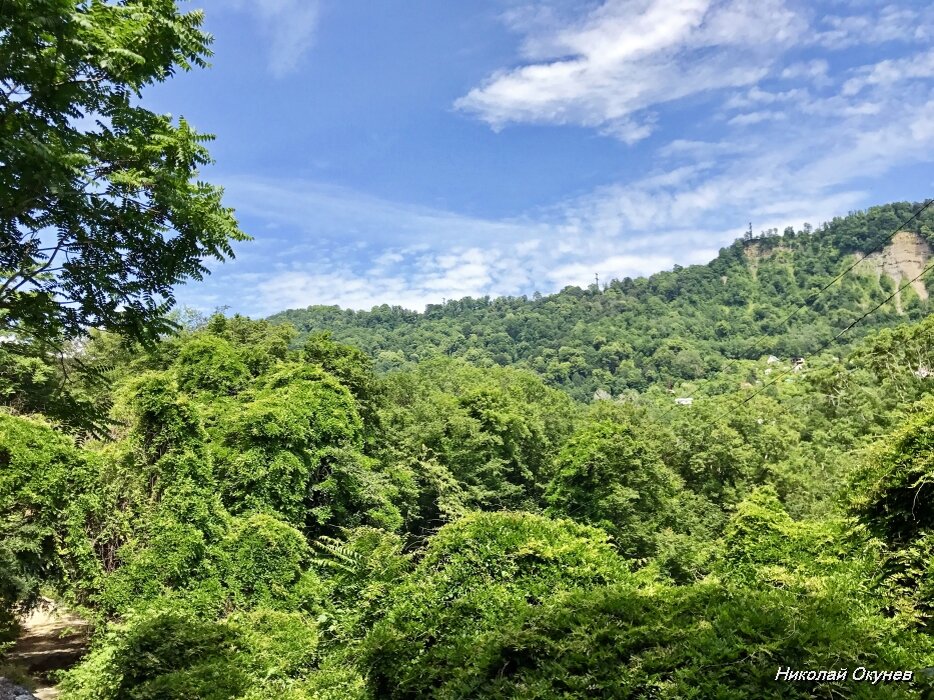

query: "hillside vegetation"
xmin=272 ymin=202 xmax=934 ymax=401
xmin=4 ymin=4 xmax=934 ymax=697
xmin=4 ymin=203 xmax=934 ymax=697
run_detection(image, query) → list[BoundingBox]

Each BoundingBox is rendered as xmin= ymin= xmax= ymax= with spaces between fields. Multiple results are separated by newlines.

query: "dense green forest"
xmin=272 ymin=202 xmax=934 ymax=401
xmin=5 ymin=2 xmax=934 ymax=698
xmin=5 ymin=217 xmax=934 ymax=697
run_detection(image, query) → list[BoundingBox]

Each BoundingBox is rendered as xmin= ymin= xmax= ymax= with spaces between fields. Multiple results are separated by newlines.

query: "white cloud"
xmin=814 ymin=5 xmax=932 ymax=50
xmin=724 ymin=86 xmax=807 ymax=110
xmin=219 ymin=176 xmax=549 ymax=249
xmin=599 ymin=117 xmax=657 ymax=144
xmin=180 ymin=1 xmax=934 ymax=316
xmin=559 ymin=93 xmax=934 ymax=248
xmin=185 ymin=172 xmax=765 ymax=314
xmin=455 ymin=0 xmax=803 ymax=140
xmin=186 ymin=93 xmax=934 ymax=316
xmin=228 ymin=0 xmax=321 ymax=77
xmin=842 ymin=48 xmax=934 ymax=95
xmin=252 ymin=245 xmax=529 ymax=313
xmin=780 ymin=59 xmax=830 ymax=86
xmin=727 ymin=111 xmax=787 ymax=126
xmin=657 ymin=139 xmax=752 ymax=159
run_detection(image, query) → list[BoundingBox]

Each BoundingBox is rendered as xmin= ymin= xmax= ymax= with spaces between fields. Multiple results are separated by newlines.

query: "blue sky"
xmin=150 ymin=0 xmax=934 ymax=315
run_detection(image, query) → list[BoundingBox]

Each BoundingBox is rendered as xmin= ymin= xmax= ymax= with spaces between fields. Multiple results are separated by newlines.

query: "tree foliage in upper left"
xmin=0 ymin=0 xmax=246 ymax=346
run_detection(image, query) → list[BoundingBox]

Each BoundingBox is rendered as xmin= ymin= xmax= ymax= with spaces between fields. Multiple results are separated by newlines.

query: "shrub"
xmin=220 ymin=513 xmax=310 ymax=609
xmin=446 ymin=581 xmax=934 ymax=699
xmin=60 ymin=611 xmax=249 ymax=700
xmin=176 ymin=336 xmax=250 ymax=395
xmin=0 ymin=413 xmax=93 ymax=609
xmin=547 ymin=420 xmax=680 ymax=558
xmin=362 ymin=511 xmax=630 ymax=697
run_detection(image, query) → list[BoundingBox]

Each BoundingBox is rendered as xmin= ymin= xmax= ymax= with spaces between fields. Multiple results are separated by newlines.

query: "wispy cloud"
xmin=195 ymin=85 xmax=933 ymax=314
xmin=841 ymin=48 xmax=934 ymax=96
xmin=181 ymin=1 xmax=934 ymax=316
xmin=813 ymin=4 xmax=932 ymax=50
xmin=780 ymin=59 xmax=830 ymax=86
xmin=455 ymin=0 xmax=803 ymax=141
xmin=227 ymin=0 xmax=321 ymax=77
xmin=219 ymin=176 xmax=550 ymax=249
xmin=184 ymin=174 xmax=739 ymax=314
xmin=726 ymin=111 xmax=787 ymax=127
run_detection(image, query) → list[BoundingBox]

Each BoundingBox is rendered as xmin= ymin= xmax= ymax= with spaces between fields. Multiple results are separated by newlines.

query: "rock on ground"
xmin=0 ymin=678 xmax=37 ymax=700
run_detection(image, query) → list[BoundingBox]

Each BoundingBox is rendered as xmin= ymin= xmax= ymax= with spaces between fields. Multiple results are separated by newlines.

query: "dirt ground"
xmin=5 ymin=604 xmax=90 ymax=699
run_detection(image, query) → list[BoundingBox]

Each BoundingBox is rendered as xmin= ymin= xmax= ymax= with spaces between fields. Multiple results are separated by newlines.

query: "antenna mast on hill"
xmin=594 ymin=273 xmax=600 ymax=289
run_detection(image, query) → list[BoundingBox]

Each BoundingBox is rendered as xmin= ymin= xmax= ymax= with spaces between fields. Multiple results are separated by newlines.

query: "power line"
xmin=655 ymin=198 xmax=933 ymax=421
xmin=701 ymin=247 xmax=934 ymax=428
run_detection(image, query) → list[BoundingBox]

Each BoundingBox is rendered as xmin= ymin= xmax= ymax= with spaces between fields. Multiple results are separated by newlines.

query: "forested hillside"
xmin=6 ymin=293 xmax=934 ymax=697
xmin=272 ymin=202 xmax=934 ymax=400
xmin=5 ymin=2 xmax=934 ymax=698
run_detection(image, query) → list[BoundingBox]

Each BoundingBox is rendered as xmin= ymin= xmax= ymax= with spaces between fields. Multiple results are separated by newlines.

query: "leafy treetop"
xmin=0 ymin=0 xmax=247 ymax=346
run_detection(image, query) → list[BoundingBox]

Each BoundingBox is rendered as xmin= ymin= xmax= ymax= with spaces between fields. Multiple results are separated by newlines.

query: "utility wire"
xmin=700 ymin=249 xmax=934 ymax=429
xmin=655 ymin=198 xmax=933 ymax=422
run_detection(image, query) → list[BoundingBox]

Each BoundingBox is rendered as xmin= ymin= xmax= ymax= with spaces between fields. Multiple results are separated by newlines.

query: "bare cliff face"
xmin=859 ymin=230 xmax=932 ymax=312
xmin=741 ymin=229 xmax=931 ymax=313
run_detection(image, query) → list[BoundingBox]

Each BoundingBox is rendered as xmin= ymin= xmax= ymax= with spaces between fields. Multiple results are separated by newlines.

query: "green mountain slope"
xmin=271 ymin=201 xmax=934 ymax=400
xmin=7 ymin=213 xmax=934 ymax=698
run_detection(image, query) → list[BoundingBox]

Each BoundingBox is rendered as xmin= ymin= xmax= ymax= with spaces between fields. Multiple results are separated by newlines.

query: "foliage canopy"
xmin=0 ymin=0 xmax=246 ymax=345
